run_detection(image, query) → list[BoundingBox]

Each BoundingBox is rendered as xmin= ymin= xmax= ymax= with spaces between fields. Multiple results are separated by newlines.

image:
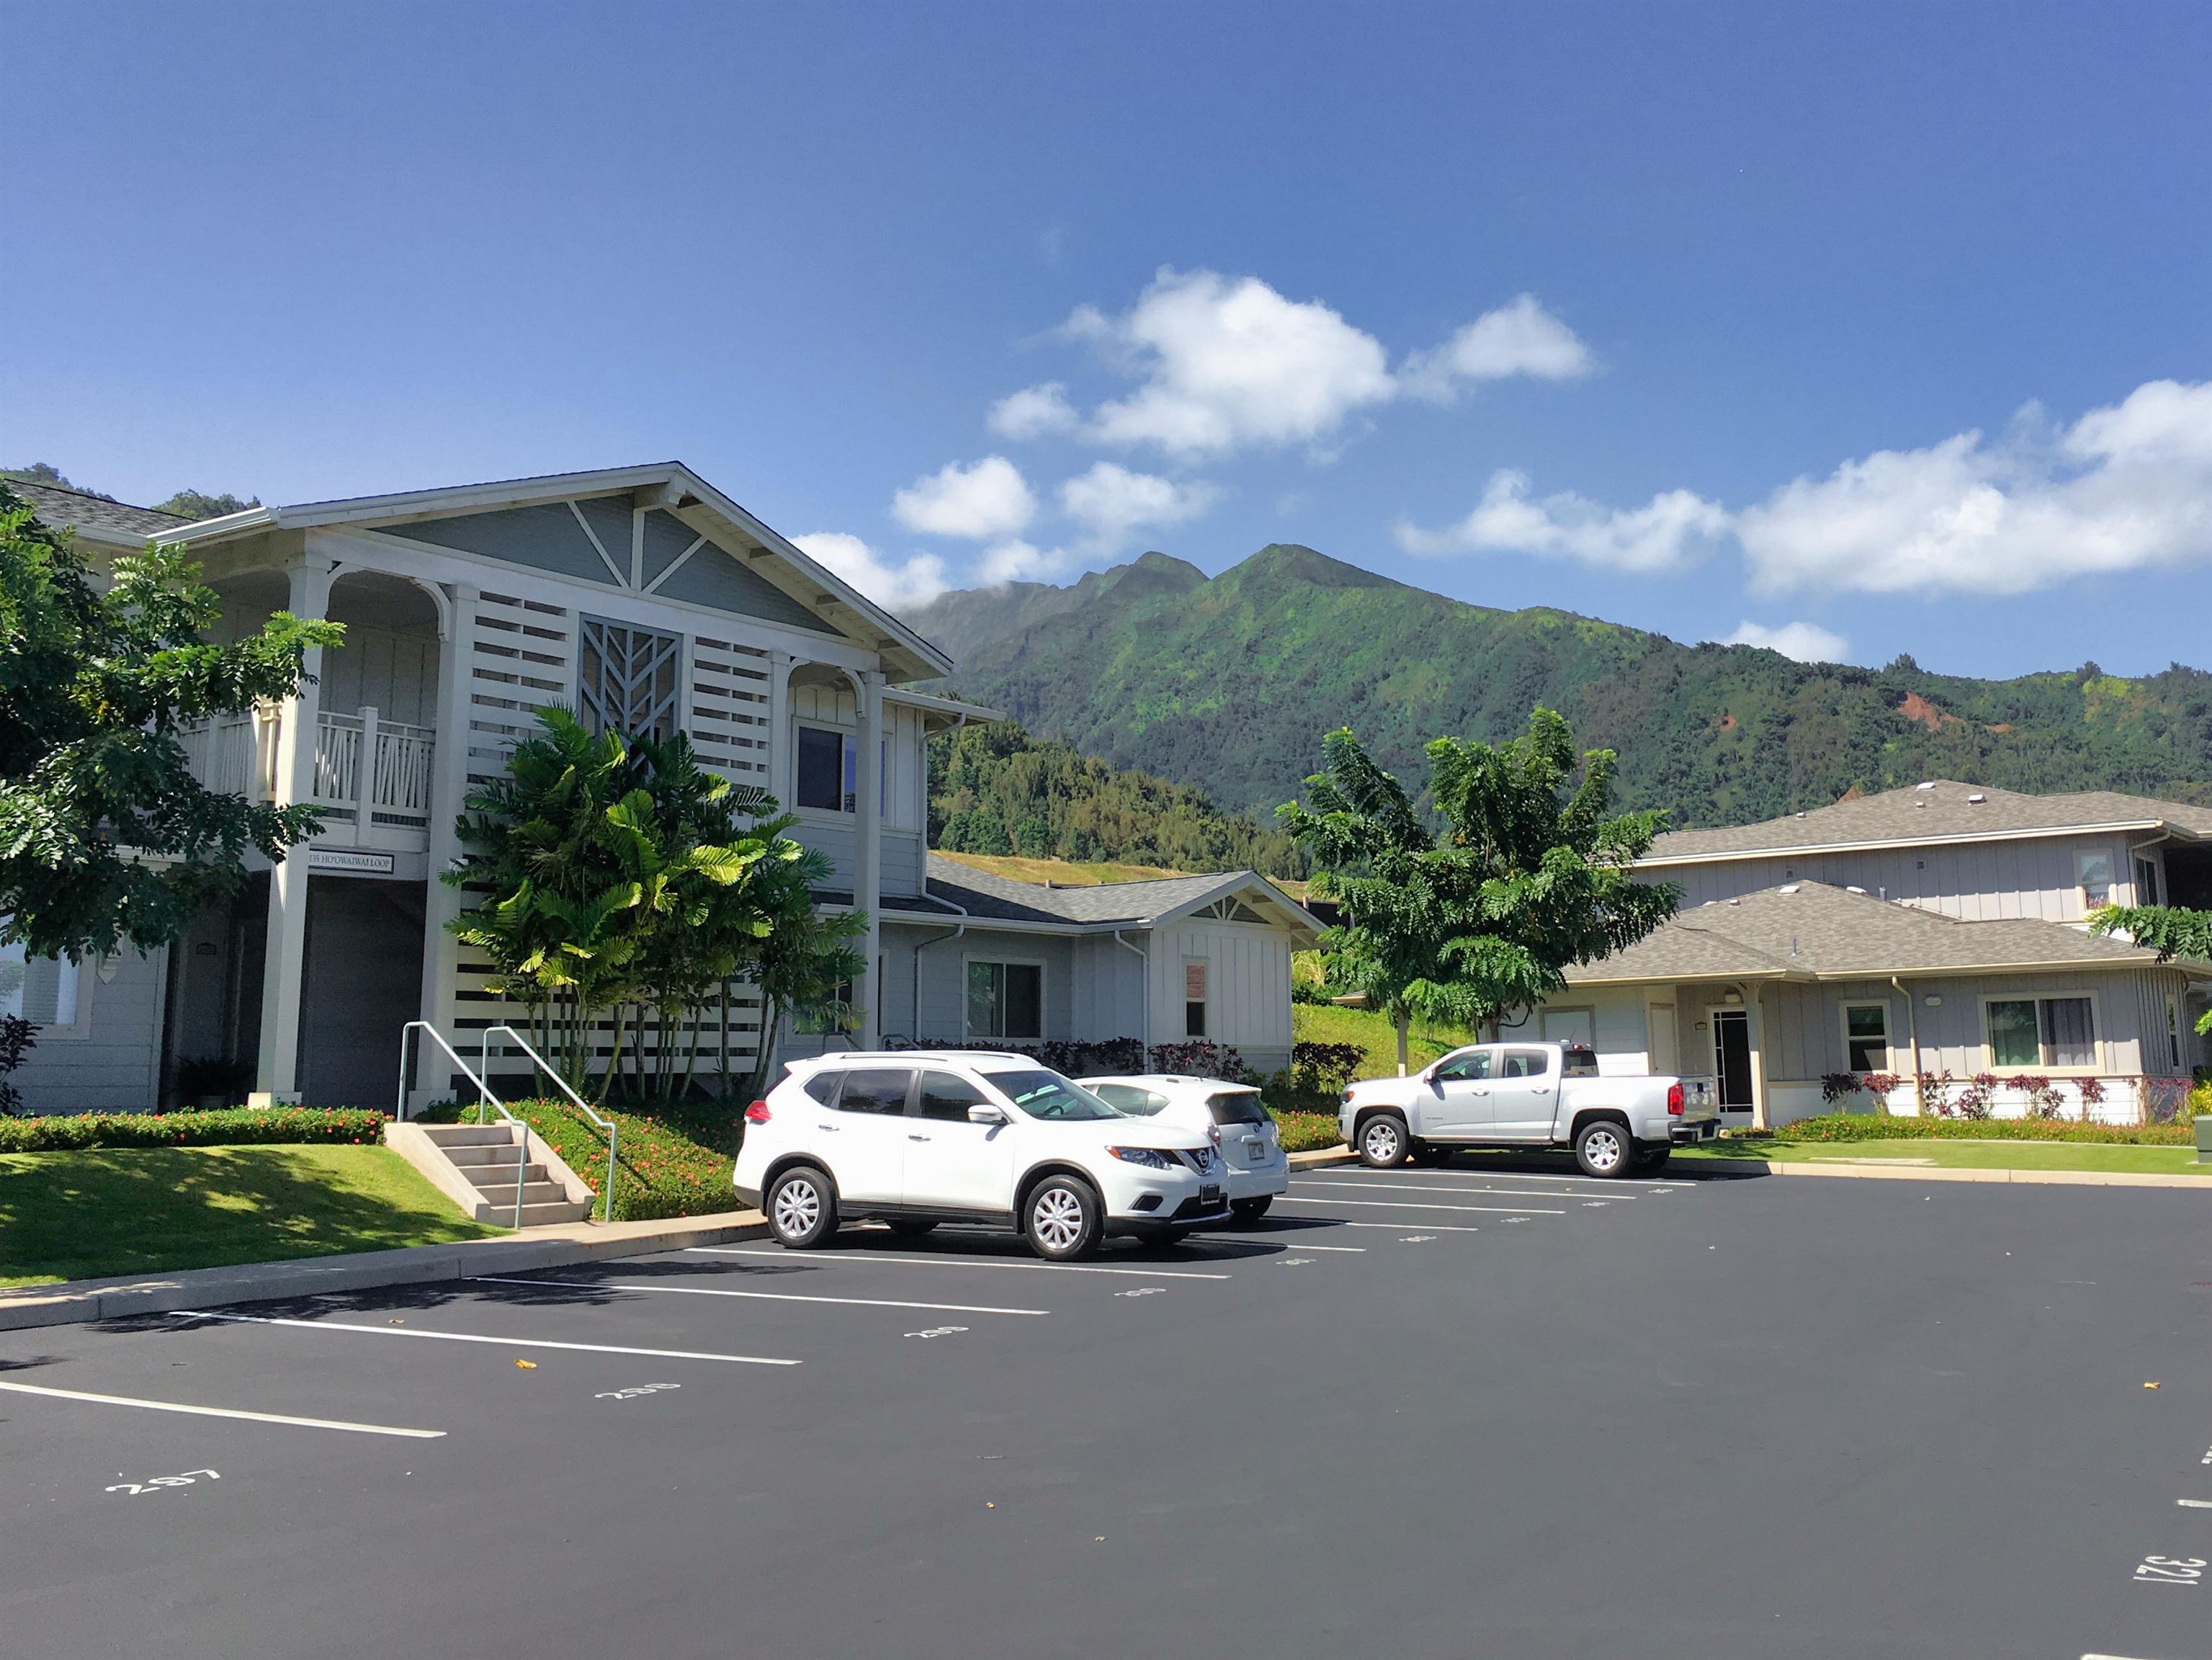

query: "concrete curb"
xmin=1286 ymin=1147 xmax=1354 ymax=1168
xmin=0 ymin=1210 xmax=771 ymax=1333
xmin=1727 ymin=1159 xmax=2212 ymax=1189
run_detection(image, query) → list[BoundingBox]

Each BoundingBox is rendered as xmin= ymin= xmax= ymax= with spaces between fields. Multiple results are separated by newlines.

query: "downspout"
xmin=911 ymin=896 xmax=969 ymax=1044
xmin=1890 ymin=976 xmax=1923 ymax=1115
xmin=1113 ymin=929 xmax=1150 ymax=1066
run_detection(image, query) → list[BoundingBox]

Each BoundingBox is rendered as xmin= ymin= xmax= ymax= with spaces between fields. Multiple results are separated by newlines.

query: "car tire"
xmin=886 ymin=1218 xmax=938 ymax=1239
xmin=1358 ymin=1112 xmax=1411 ymax=1168
xmin=1024 ymin=1174 xmax=1104 ymax=1261
xmin=766 ymin=1164 xmax=838 ymax=1248
xmin=1573 ymin=1117 xmax=1633 ymax=1179
xmin=1635 ymin=1148 xmax=1673 ymax=1174
xmin=1135 ymin=1223 xmax=1191 ymax=1249
xmin=1230 ymin=1196 xmax=1273 ymax=1222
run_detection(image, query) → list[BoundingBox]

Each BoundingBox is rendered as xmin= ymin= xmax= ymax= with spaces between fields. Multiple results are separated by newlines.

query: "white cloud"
xmin=791 ymin=531 xmax=949 ymax=611
xmin=1073 ymin=268 xmax=1398 ymax=456
xmin=1737 ymin=378 xmax=2212 ymax=596
xmin=1058 ymin=462 xmax=1216 ymax=548
xmin=1716 ymin=620 xmax=1851 ymax=664
xmin=890 ymin=455 xmax=1036 ymax=540
xmin=988 ymin=270 xmax=1593 ymax=459
xmin=988 ymin=382 xmax=1080 ymax=441
xmin=974 ymin=538 xmax=1069 ymax=586
xmin=1400 ymin=293 xmax=1594 ymax=402
xmin=1395 ymin=468 xmax=1729 ymax=574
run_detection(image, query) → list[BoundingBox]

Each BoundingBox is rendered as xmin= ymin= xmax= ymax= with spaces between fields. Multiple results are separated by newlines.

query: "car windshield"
xmin=1088 ymin=1082 xmax=1167 ymax=1116
xmin=983 ymin=1068 xmax=1120 ymax=1121
xmin=1206 ymin=1090 xmax=1266 ymax=1125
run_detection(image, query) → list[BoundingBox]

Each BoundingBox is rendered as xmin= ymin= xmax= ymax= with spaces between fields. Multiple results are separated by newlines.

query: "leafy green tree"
xmin=2091 ymin=903 xmax=2212 ymax=1035
xmin=0 ymin=484 xmax=341 ymax=959
xmin=153 ymin=489 xmax=261 ymax=522
xmin=1279 ymin=710 xmax=1678 ymax=1071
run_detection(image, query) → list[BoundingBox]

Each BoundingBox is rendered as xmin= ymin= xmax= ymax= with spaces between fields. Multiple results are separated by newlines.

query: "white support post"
xmin=1747 ymin=986 xmax=1770 ymax=1133
xmin=855 ymin=669 xmax=884 ymax=1048
xmin=254 ymin=554 xmax=333 ymax=1104
xmin=354 ymin=706 xmax=379 ymax=846
xmin=767 ymin=651 xmax=792 ymax=810
xmin=413 ymin=584 xmax=478 ymax=1112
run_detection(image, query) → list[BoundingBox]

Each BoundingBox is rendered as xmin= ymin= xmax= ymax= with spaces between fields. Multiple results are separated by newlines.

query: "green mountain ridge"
xmin=903 ymin=544 xmax=2212 ymax=827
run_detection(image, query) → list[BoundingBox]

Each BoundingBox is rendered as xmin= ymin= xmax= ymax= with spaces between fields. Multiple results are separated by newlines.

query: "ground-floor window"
xmin=1985 ymin=996 xmax=2095 ymax=1068
xmin=1183 ymin=960 xmax=1208 ymax=1038
xmin=967 ymin=960 xmax=1041 ymax=1041
xmin=1842 ymin=1001 xmax=1889 ymax=1072
xmin=0 ymin=940 xmax=80 ymax=1030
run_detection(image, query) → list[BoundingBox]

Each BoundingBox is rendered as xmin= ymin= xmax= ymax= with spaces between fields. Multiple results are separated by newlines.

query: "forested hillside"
xmin=928 ymin=720 xmax=1307 ymax=877
xmin=904 ymin=545 xmax=2212 ymax=826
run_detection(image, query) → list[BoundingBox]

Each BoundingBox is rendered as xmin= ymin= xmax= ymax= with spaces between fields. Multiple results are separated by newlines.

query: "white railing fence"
xmin=179 ymin=706 xmax=433 ymax=839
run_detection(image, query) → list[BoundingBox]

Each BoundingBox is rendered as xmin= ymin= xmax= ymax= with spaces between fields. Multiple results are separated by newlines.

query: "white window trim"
xmin=1538 ymin=1004 xmax=1597 ymax=1045
xmin=0 ymin=945 xmax=95 ymax=1043
xmin=1977 ymin=990 xmax=2104 ymax=1074
xmin=962 ymin=953 xmax=1047 ymax=1043
xmin=2074 ymin=849 xmax=2115 ymax=906
xmin=1838 ymin=999 xmax=1891 ymax=1073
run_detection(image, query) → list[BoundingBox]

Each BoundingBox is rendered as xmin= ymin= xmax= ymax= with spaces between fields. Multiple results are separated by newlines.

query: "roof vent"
xmin=1778 ymin=883 xmax=1800 ymax=894
xmin=1845 ymin=885 xmax=1868 ymax=895
xmin=1916 ymin=781 xmax=1935 ymax=791
xmin=1966 ymin=793 xmax=1986 ymax=803
xmin=1795 ymin=811 xmax=1806 ymax=818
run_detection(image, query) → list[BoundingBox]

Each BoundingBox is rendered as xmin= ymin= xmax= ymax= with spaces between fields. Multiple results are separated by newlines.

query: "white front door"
xmin=900 ymin=1069 xmax=1017 ymax=1214
xmin=1647 ymin=1002 xmax=1678 ymax=1076
xmin=1709 ymin=1010 xmax=1754 ymax=1112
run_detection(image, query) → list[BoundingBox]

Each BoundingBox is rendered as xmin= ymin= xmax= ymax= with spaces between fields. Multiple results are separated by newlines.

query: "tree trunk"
xmin=1395 ymin=1009 xmax=1410 ymax=1076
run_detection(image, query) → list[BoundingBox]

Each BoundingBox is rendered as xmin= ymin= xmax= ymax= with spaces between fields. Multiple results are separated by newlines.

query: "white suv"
xmin=1078 ymin=1075 xmax=1288 ymax=1221
xmin=735 ymin=1052 xmax=1230 ymax=1260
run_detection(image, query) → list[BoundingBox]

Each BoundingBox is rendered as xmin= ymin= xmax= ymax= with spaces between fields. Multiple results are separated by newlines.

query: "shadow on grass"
xmin=0 ymin=1146 xmax=495 ymax=1286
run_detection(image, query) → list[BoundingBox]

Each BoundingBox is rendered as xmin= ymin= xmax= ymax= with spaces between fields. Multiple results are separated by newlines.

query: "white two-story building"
xmin=6 ymin=468 xmax=1314 ymax=1115
xmin=1526 ymin=780 xmax=2212 ymax=1125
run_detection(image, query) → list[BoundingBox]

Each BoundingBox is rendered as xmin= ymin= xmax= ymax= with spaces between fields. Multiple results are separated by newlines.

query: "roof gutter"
xmin=907 ymin=894 xmax=969 ymax=1046
xmin=1639 ymin=818 xmax=2198 ymax=867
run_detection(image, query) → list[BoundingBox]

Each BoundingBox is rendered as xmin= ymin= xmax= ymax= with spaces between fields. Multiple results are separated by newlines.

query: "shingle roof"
xmin=1644 ymin=779 xmax=2212 ymax=863
xmin=923 ymin=854 xmax=1268 ymax=927
xmin=9 ymin=479 xmax=189 ymax=546
xmin=1564 ymin=880 xmax=2206 ymax=985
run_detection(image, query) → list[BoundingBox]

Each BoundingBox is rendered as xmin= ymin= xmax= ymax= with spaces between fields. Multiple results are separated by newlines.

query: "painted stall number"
xmin=595 ymin=1383 xmax=681 ymax=1402
xmin=1581 ymin=1201 xmax=1610 ymax=1208
xmin=107 ymin=1468 xmax=219 ymax=1496
xmin=2133 ymin=1556 xmax=2205 ymax=1585
xmin=1114 ymin=1287 xmax=1166 ymax=1299
xmin=905 ymin=1326 xmax=969 ymax=1339
xmin=1278 ymin=1257 xmax=1314 ymax=1267
xmin=1400 ymin=1235 xmax=1436 ymax=1243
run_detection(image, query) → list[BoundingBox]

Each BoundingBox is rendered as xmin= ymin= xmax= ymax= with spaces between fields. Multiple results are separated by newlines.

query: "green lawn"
xmin=1674 ymin=1138 xmax=2210 ymax=1176
xmin=1291 ymin=1002 xmax=1472 ymax=1080
xmin=0 ymin=1144 xmax=499 ymax=1288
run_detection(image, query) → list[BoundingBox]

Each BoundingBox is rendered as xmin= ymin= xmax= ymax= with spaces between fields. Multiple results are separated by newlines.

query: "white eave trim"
xmin=884 ymin=687 xmax=1006 ymax=723
xmin=1638 ymin=818 xmax=2196 ymax=867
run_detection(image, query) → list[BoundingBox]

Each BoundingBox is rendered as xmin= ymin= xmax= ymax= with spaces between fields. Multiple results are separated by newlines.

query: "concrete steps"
xmin=385 ymin=1120 xmax=596 ymax=1227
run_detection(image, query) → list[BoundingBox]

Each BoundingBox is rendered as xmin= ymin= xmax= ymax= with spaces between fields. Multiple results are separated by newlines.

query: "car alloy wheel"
xmin=1577 ymin=1122 xmax=1626 ymax=1178
xmin=1361 ymin=1117 xmax=1403 ymax=1166
xmin=773 ymin=1177 xmax=822 ymax=1239
xmin=1031 ymin=1185 xmax=1085 ymax=1252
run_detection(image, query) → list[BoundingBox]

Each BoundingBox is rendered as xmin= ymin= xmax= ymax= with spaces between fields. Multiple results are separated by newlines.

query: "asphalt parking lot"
xmin=4 ymin=1159 xmax=2208 ymax=1660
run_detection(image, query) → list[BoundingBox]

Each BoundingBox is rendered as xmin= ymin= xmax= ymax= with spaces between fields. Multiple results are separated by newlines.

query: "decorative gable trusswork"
xmin=578 ymin=617 xmax=682 ymax=743
xmin=1199 ymin=897 xmax=1273 ymax=925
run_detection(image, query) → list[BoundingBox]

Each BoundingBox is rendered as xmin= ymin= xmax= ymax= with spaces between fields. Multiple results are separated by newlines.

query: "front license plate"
xmin=1200 ymin=1186 xmax=1223 ymax=1205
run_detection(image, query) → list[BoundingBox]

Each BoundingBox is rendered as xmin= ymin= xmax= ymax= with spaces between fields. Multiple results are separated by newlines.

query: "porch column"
xmin=413 ymin=583 xmax=478 ymax=1110
xmin=767 ymin=650 xmax=793 ymax=810
xmin=854 ymin=669 xmax=884 ymax=1047
xmin=253 ymin=553 xmax=334 ymax=1103
xmin=1746 ymin=985 xmax=1770 ymax=1132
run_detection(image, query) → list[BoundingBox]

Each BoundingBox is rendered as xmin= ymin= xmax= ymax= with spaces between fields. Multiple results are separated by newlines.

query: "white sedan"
xmin=1078 ymin=1074 xmax=1288 ymax=1221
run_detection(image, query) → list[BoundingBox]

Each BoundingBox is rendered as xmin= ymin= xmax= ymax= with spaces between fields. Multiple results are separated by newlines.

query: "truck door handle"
xmin=816 ymin=1123 xmax=841 ymax=1133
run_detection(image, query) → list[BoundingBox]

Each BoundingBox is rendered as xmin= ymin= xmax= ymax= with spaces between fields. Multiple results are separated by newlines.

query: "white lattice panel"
xmin=466 ymin=591 xmax=576 ymax=787
xmin=685 ymin=633 xmax=772 ymax=785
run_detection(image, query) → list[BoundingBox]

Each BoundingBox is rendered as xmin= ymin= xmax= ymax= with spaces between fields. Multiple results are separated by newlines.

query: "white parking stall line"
xmin=1291 ymin=1178 xmax=1637 ymax=1200
xmin=1273 ymin=1197 xmax=1566 ymax=1216
xmin=2179 ymin=1498 xmax=2212 ymax=1508
xmin=688 ymin=1247 xmax=1231 ymax=1280
xmin=473 ymin=1275 xmax=1049 ymax=1316
xmin=1299 ymin=1170 xmax=1689 ymax=1192
xmin=1334 ymin=1220 xmax=1490 ymax=1233
xmin=0 ymin=1379 xmax=446 ymax=1439
xmin=166 ymin=1310 xmax=800 ymax=1366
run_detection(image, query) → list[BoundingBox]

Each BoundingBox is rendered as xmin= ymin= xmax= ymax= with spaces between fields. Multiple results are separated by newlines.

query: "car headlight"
xmin=1107 ymin=1146 xmax=1177 ymax=1169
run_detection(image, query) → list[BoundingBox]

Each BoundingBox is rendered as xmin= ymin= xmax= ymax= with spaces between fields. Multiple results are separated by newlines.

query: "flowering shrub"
xmin=2005 ymin=1074 xmax=2065 ymax=1120
xmin=1145 ymin=1040 xmax=1252 ymax=1080
xmin=1953 ymin=1073 xmax=1999 ymax=1120
xmin=1268 ymin=1110 xmax=1343 ymax=1153
xmin=1916 ymin=1071 xmax=1954 ymax=1115
xmin=1291 ymin=1041 xmax=1366 ymax=1092
xmin=1861 ymin=1072 xmax=1901 ymax=1108
xmin=1767 ymin=1113 xmax=2191 ymax=1146
xmin=0 ymin=1106 xmax=385 ymax=1153
xmin=2077 ymin=1076 xmax=2107 ymax=1107
xmin=1819 ymin=1072 xmax=1864 ymax=1105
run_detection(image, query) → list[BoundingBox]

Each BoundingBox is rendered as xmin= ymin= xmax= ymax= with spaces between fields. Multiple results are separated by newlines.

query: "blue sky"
xmin=4 ymin=1 xmax=2208 ymax=679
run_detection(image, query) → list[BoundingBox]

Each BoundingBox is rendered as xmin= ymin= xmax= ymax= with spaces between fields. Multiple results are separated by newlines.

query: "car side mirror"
xmin=967 ymin=1104 xmax=1007 ymax=1126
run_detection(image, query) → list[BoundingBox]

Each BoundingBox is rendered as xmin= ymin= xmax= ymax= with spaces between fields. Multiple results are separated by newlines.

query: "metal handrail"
xmin=396 ymin=1021 xmax=530 ymax=1229
xmin=479 ymin=1024 xmax=618 ymax=1225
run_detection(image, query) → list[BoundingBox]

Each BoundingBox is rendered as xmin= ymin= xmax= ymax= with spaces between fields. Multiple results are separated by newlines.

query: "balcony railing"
xmin=179 ymin=705 xmax=434 ymax=844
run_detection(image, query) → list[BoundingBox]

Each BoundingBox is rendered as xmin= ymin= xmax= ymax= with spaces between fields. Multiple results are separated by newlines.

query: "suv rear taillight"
xmin=1666 ymin=1082 xmax=1684 ymax=1116
xmin=745 ymin=1099 xmax=772 ymax=1124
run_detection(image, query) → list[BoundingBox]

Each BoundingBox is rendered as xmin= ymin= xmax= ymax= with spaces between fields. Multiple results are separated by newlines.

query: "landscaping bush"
xmin=1268 ymin=1110 xmax=1342 ymax=1153
xmin=0 ymin=1105 xmax=385 ymax=1153
xmin=890 ymin=1037 xmax=1147 ymax=1077
xmin=424 ymin=1097 xmax=740 ymax=1223
xmin=1760 ymin=1114 xmax=2193 ymax=1146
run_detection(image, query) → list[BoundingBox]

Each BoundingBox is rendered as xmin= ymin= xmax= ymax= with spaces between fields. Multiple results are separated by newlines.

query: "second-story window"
xmin=793 ymin=726 xmax=887 ymax=816
xmin=578 ymin=618 xmax=681 ymax=743
xmin=2075 ymin=850 xmax=2113 ymax=908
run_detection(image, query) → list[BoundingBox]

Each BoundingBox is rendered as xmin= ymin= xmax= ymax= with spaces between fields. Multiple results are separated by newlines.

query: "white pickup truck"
xmin=1338 ymin=1042 xmax=1720 ymax=1177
